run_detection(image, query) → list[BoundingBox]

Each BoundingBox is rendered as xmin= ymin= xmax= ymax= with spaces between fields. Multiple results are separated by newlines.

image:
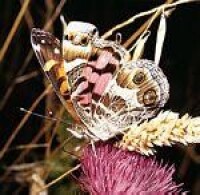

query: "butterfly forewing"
xmin=31 ymin=28 xmax=81 ymax=122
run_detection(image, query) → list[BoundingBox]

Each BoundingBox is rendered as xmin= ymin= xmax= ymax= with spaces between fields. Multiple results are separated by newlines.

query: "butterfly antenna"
xmin=20 ymin=107 xmax=71 ymax=125
xmin=60 ymin=15 xmax=68 ymax=37
xmin=60 ymin=15 xmax=68 ymax=55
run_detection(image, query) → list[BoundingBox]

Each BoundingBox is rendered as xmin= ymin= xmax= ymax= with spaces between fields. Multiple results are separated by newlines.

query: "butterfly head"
xmin=62 ymin=20 xmax=99 ymax=46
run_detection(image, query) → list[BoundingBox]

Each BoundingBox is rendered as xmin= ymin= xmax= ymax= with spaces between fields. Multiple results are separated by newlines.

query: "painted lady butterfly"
xmin=31 ymin=19 xmax=169 ymax=141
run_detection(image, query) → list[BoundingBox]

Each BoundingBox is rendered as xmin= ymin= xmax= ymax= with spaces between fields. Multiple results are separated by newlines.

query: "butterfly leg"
xmin=66 ymin=126 xmax=85 ymax=139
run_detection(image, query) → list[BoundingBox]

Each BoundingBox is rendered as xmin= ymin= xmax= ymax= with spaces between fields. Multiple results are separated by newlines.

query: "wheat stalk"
xmin=118 ymin=110 xmax=200 ymax=155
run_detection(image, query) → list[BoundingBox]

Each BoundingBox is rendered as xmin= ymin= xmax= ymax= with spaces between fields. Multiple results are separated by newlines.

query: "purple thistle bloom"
xmin=78 ymin=143 xmax=183 ymax=194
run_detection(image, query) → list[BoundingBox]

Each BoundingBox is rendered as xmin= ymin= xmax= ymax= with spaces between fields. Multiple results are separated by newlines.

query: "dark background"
xmin=0 ymin=0 xmax=200 ymax=194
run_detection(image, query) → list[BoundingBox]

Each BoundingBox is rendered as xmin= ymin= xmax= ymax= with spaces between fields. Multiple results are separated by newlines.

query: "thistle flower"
xmin=119 ymin=110 xmax=200 ymax=155
xmin=78 ymin=143 xmax=182 ymax=194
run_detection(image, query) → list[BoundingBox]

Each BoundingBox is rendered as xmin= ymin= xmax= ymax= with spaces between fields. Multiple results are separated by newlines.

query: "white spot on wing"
xmin=54 ymin=47 xmax=60 ymax=54
xmin=41 ymin=39 xmax=46 ymax=44
xmin=32 ymin=44 xmax=41 ymax=52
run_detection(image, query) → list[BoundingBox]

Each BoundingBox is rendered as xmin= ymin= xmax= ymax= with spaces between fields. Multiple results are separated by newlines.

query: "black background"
xmin=0 ymin=0 xmax=200 ymax=194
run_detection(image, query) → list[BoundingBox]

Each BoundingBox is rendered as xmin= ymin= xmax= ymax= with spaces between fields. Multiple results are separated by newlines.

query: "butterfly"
xmin=31 ymin=19 xmax=169 ymax=141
